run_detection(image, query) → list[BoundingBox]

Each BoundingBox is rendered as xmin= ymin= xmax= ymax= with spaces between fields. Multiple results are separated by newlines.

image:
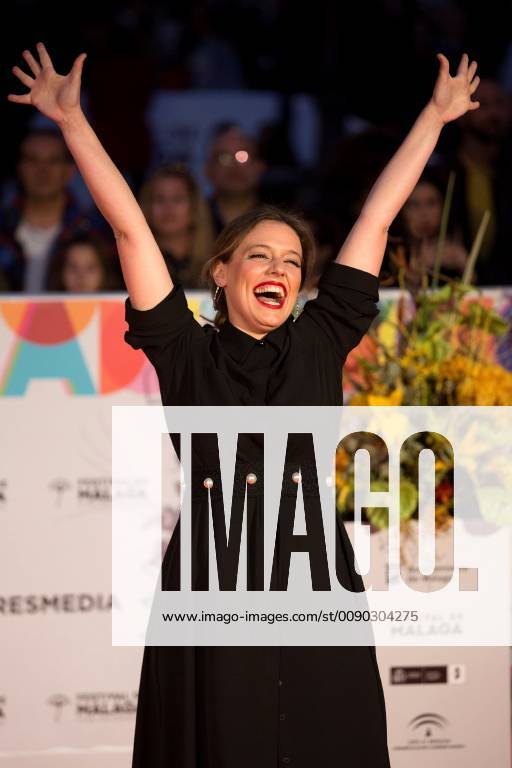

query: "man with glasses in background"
xmin=205 ymin=122 xmax=267 ymax=234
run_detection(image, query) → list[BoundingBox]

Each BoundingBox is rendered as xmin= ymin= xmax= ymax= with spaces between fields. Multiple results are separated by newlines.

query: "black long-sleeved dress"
xmin=124 ymin=261 xmax=391 ymax=767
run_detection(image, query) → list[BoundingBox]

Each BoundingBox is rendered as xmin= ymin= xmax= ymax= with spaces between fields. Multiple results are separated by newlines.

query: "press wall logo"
xmin=0 ymin=480 xmax=7 ymax=505
xmin=47 ymin=692 xmax=137 ymax=721
xmin=410 ymin=712 xmax=449 ymax=740
xmin=392 ymin=712 xmax=465 ymax=752
xmin=76 ymin=691 xmax=138 ymax=718
xmin=0 ymin=592 xmax=112 ymax=615
xmin=391 ymin=664 xmax=466 ymax=685
xmin=49 ymin=477 xmax=112 ymax=507
xmin=0 ymin=696 xmax=6 ymax=721
xmin=77 ymin=477 xmax=111 ymax=504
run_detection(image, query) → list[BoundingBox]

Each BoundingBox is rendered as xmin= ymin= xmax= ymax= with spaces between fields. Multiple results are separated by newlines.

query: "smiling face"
xmin=212 ymin=220 xmax=303 ymax=338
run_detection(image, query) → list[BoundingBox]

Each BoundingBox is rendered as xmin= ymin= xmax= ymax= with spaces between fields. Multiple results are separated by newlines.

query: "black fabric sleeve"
xmin=295 ymin=262 xmax=380 ymax=361
xmin=124 ymin=284 xmax=203 ymax=390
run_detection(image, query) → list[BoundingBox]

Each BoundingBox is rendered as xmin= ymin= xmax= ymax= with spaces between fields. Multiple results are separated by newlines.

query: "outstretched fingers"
xmin=22 ymin=49 xmax=41 ymax=76
xmin=469 ymin=75 xmax=480 ymax=95
xmin=436 ymin=53 xmax=450 ymax=77
xmin=8 ymin=58 xmax=33 ymax=104
xmin=456 ymin=52 xmax=469 ymax=77
xmin=36 ymin=42 xmax=54 ymax=69
xmin=12 ymin=65 xmax=34 ymax=88
xmin=467 ymin=59 xmax=478 ymax=82
xmin=7 ymin=93 xmax=31 ymax=105
xmin=70 ymin=53 xmax=87 ymax=83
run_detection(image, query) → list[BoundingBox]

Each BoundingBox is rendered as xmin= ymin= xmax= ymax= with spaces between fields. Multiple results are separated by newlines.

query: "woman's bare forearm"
xmin=8 ymin=43 xmax=172 ymax=308
xmin=335 ymin=101 xmax=444 ymax=276
xmin=58 ymin=108 xmax=173 ymax=308
xmin=359 ymin=47 xmax=482 ymax=240
xmin=59 ymin=108 xmax=149 ymax=240
xmin=360 ymin=101 xmax=444 ymax=229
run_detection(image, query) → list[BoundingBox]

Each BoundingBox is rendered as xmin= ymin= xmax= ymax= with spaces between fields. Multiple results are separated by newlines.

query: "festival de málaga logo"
xmin=0 ymin=696 xmax=6 ymax=722
xmin=48 ymin=477 xmax=113 ymax=509
xmin=46 ymin=692 xmax=137 ymax=721
xmin=76 ymin=692 xmax=138 ymax=718
xmin=0 ymin=480 xmax=7 ymax=505
xmin=77 ymin=477 xmax=111 ymax=503
xmin=49 ymin=475 xmax=149 ymax=510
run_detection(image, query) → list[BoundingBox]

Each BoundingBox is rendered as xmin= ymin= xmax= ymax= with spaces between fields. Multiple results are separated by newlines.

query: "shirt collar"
xmin=218 ymin=315 xmax=294 ymax=365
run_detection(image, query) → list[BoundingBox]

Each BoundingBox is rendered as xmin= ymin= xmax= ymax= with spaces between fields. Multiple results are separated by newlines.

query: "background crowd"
xmin=1 ymin=0 xmax=512 ymax=295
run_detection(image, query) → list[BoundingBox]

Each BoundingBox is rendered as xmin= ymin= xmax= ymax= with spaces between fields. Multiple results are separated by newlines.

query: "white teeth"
xmin=254 ymin=284 xmax=285 ymax=298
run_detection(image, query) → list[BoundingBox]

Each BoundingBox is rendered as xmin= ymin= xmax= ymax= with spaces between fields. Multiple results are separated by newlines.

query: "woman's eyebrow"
xmin=244 ymin=243 xmax=303 ymax=258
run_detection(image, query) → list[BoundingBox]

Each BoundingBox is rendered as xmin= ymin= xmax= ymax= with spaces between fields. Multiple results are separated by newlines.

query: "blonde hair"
xmin=200 ymin=205 xmax=316 ymax=327
xmin=139 ymin=164 xmax=215 ymax=287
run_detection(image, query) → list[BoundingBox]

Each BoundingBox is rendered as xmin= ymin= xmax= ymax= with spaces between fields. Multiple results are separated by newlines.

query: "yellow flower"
xmin=336 ymin=483 xmax=352 ymax=509
xmin=335 ymin=450 xmax=350 ymax=471
xmin=437 ymin=355 xmax=512 ymax=406
xmin=349 ymin=392 xmax=369 ymax=405
xmin=456 ymin=379 xmax=476 ymax=404
xmin=367 ymin=387 xmax=404 ymax=406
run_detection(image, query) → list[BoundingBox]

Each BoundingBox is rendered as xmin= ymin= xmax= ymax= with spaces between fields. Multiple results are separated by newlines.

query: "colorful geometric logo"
xmin=0 ymin=295 xmax=212 ymax=396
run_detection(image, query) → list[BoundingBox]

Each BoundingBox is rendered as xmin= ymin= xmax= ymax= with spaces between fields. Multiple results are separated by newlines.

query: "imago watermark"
xmin=112 ymin=406 xmax=511 ymax=647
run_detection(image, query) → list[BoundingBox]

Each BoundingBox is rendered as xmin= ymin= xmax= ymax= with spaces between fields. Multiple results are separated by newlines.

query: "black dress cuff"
xmin=318 ymin=262 xmax=380 ymax=299
xmin=124 ymin=284 xmax=184 ymax=331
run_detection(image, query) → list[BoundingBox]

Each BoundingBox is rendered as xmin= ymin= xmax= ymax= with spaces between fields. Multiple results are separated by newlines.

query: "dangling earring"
xmin=214 ymin=285 xmax=223 ymax=307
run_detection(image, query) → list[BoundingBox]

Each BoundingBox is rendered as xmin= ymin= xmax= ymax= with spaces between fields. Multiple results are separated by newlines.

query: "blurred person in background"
xmin=383 ymin=167 xmax=468 ymax=287
xmin=318 ymin=125 xmax=401 ymax=246
xmin=46 ymin=232 xmax=121 ymax=292
xmin=448 ymin=77 xmax=512 ymax=284
xmin=301 ymin=209 xmax=340 ymax=295
xmin=204 ymin=123 xmax=266 ymax=233
xmin=139 ymin=164 xmax=215 ymax=289
xmin=0 ymin=128 xmax=103 ymax=292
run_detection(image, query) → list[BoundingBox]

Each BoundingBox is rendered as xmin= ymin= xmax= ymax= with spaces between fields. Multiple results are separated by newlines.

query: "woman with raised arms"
xmin=9 ymin=43 xmax=479 ymax=767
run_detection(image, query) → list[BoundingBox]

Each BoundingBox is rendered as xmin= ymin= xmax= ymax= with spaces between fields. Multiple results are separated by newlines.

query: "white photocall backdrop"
xmin=0 ymin=293 xmax=510 ymax=766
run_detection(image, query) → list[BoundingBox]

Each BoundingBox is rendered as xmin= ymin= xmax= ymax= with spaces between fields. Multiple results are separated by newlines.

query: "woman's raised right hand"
xmin=8 ymin=42 xmax=86 ymax=125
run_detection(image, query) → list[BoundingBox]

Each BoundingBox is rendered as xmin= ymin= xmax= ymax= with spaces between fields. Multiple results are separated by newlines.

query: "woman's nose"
xmin=268 ymin=257 xmax=285 ymax=274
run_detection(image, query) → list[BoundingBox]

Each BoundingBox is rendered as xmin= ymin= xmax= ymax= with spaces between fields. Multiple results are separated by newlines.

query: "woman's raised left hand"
xmin=430 ymin=52 xmax=480 ymax=125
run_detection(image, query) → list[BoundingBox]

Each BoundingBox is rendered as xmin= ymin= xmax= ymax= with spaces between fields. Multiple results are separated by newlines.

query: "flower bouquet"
xmin=337 ymin=177 xmax=512 ymax=543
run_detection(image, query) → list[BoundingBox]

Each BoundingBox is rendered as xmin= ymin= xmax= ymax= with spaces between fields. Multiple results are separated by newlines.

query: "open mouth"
xmin=253 ymin=282 xmax=287 ymax=309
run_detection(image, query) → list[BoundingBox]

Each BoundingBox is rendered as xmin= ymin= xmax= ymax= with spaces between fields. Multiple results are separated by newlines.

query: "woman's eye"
xmin=249 ymin=253 xmax=301 ymax=267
